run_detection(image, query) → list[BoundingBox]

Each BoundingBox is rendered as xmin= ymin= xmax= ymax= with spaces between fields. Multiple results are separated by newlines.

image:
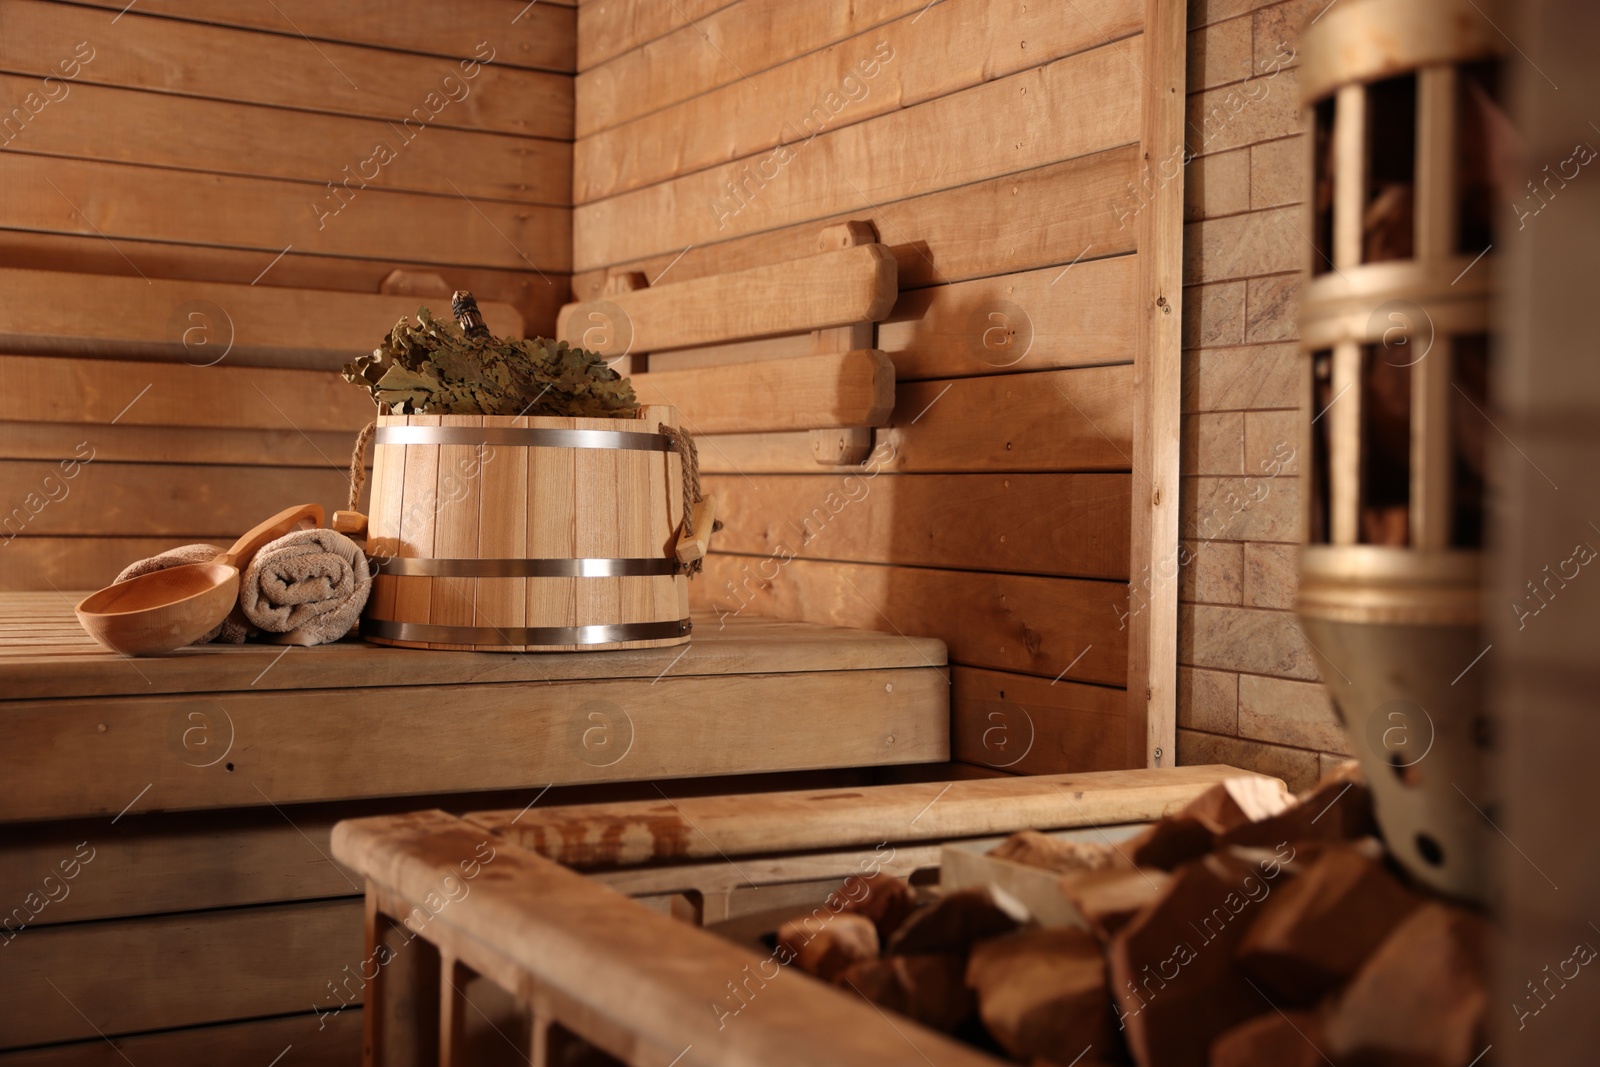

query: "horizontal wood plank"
xmin=0 ymin=668 xmax=948 ymax=821
xmin=0 ymin=1009 xmax=361 ymax=1066
xmin=556 ymin=244 xmax=896 ymax=353
xmin=0 ymin=73 xmax=571 ymax=205
xmin=573 ymin=38 xmax=1143 ymax=268
xmin=63 ymin=0 xmax=576 ymax=73
xmin=0 ymin=0 xmax=573 ymax=138
xmin=0 ymin=357 xmax=371 ymax=431
xmin=0 ymin=230 xmax=568 ymax=337
xmin=0 ymin=460 xmax=353 ymax=536
xmin=633 ymin=350 xmax=896 ymax=434
xmin=705 ymin=473 xmax=1132 ymax=579
xmin=694 ymin=555 xmax=1129 ymax=686
xmin=574 ymin=0 xmax=1142 ymax=202
xmin=0 ymin=421 xmax=360 ymax=468
xmin=0 ymin=272 xmax=522 ymax=368
xmin=570 ymin=144 xmax=1141 ymax=299
xmin=576 ymin=0 xmax=735 ymax=72
xmin=951 ymin=666 xmax=1129 ymax=774
xmin=0 ymin=900 xmax=362 ymax=1048
xmin=696 ymin=366 xmax=1137 ymax=474
xmin=0 ymin=153 xmax=569 ymax=272
xmin=0 ymin=537 xmax=258 ymax=593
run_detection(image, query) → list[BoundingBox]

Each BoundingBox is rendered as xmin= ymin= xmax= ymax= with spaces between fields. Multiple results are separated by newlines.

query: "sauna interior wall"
xmin=0 ymin=0 xmax=575 ymax=588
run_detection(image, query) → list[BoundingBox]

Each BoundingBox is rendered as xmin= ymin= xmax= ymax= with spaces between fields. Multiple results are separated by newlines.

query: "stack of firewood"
xmin=782 ymin=765 xmax=1490 ymax=1067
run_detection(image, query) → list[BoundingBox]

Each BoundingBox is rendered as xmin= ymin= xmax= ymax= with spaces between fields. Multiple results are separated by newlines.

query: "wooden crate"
xmin=0 ymin=591 xmax=947 ymax=1057
xmin=330 ymin=767 xmax=1266 ymax=1065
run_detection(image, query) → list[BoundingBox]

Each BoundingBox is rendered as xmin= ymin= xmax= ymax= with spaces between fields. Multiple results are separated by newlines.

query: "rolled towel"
xmin=239 ymin=528 xmax=371 ymax=646
xmin=115 ymin=544 xmax=253 ymax=644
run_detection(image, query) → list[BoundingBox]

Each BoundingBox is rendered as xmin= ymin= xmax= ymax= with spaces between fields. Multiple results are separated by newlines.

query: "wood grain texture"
xmin=0 ymin=421 xmax=356 ymax=467
xmin=0 ymin=1008 xmax=362 ymax=1065
xmin=576 ymin=0 xmax=737 ymax=73
xmin=0 ymin=668 xmax=948 ymax=821
xmin=1125 ymin=0 xmax=1188 ymax=768
xmin=0 ymin=900 xmax=363 ymax=1048
xmin=633 ymin=351 xmax=895 ymax=434
xmin=0 ymin=0 xmax=573 ymax=138
xmin=63 ymin=0 xmax=576 ymax=73
xmin=570 ymin=145 xmax=1141 ymax=299
xmin=0 ymin=272 xmax=521 ymax=368
xmin=0 ymin=72 xmax=572 ymax=205
xmin=556 ymin=244 xmax=897 ymax=354
xmin=951 ymin=666 xmax=1129 ymax=774
xmin=573 ymin=0 xmax=1142 ymax=202
xmin=704 ymin=473 xmax=1132 ymax=579
xmin=574 ymin=38 xmax=1143 ymax=268
xmin=0 ymin=153 xmax=569 ymax=272
xmin=696 ymin=366 xmax=1136 ymax=474
xmin=695 ymin=555 xmax=1128 ymax=686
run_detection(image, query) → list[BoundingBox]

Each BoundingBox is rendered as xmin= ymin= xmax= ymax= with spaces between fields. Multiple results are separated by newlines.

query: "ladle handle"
xmin=215 ymin=503 xmax=325 ymax=571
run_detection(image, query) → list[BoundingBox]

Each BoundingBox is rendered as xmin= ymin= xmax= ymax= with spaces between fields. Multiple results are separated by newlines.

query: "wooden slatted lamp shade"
xmin=1294 ymin=0 xmax=1506 ymax=900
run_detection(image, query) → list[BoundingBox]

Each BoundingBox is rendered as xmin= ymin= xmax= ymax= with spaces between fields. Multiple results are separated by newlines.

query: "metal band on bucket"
xmin=373 ymin=557 xmax=678 ymax=578
xmin=360 ymin=618 xmax=691 ymax=646
xmin=374 ymin=426 xmax=674 ymax=451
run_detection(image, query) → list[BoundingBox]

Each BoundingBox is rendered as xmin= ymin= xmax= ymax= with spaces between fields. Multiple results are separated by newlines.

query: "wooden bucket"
xmin=360 ymin=406 xmax=690 ymax=651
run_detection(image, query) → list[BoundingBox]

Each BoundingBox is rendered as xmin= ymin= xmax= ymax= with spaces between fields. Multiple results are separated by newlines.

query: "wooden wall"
xmin=570 ymin=0 xmax=1184 ymax=775
xmin=0 ymin=0 xmax=576 ymax=591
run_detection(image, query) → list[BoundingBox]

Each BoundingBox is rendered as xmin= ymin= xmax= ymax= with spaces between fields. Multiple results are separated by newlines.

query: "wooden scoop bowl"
xmin=75 ymin=503 xmax=325 ymax=655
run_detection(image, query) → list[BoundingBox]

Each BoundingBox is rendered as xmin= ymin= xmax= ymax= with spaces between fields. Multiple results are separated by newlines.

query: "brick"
xmin=1239 ymin=673 xmax=1351 ymax=754
xmin=1185 ymin=148 xmax=1251 ymax=221
xmin=1188 ymin=16 xmax=1254 ymax=92
xmin=1254 ymin=0 xmax=1330 ymax=71
xmin=1180 ymin=539 xmax=1245 ymax=604
xmin=1182 ymin=411 xmax=1245 ymax=474
xmin=1176 ymin=728 xmax=1322 ymax=792
xmin=1183 ymin=342 xmax=1301 ymax=412
xmin=1178 ymin=666 xmax=1239 ymax=733
xmin=1186 ymin=68 xmax=1304 ymax=158
xmin=1188 ymin=0 xmax=1288 ymax=30
xmin=1182 ymin=476 xmax=1299 ymax=542
xmin=1183 ymin=210 xmax=1303 ymax=284
xmin=1179 ymin=603 xmax=1320 ymax=681
xmin=1182 ymin=281 xmax=1247 ymax=349
xmin=1251 ymin=136 xmax=1306 ymax=209
xmin=1246 ymin=272 xmax=1301 ymax=342
xmin=1245 ymin=410 xmax=1301 ymax=474
xmin=1244 ymin=542 xmax=1299 ymax=609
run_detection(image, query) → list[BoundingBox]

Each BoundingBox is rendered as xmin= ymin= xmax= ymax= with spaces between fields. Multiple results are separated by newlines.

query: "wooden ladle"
xmin=75 ymin=503 xmax=325 ymax=655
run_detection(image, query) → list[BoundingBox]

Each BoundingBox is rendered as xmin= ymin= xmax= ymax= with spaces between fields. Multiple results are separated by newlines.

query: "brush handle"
xmin=215 ymin=504 xmax=324 ymax=570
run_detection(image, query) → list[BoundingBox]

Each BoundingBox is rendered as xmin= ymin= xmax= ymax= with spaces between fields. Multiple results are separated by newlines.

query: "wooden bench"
xmin=329 ymin=767 xmax=1263 ymax=1065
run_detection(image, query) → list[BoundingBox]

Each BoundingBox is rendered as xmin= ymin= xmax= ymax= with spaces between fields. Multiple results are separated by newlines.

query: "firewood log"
xmin=839 ymin=872 xmax=919 ymax=940
xmin=1058 ymin=866 xmax=1173 ymax=942
xmin=886 ymin=886 xmax=1027 ymax=956
xmin=989 ymin=830 xmax=1119 ymax=874
xmin=1209 ymin=1010 xmax=1329 ymax=1067
xmin=1236 ymin=845 xmax=1423 ymax=1006
xmin=967 ymin=927 xmax=1121 ymax=1063
xmin=1180 ymin=776 xmax=1298 ymax=835
xmin=1108 ymin=852 xmax=1282 ymax=1067
xmin=1321 ymin=903 xmax=1491 ymax=1067
xmin=836 ymin=953 xmax=974 ymax=1032
xmin=1221 ymin=762 xmax=1377 ymax=848
xmin=1124 ymin=816 xmax=1216 ymax=871
xmin=776 ymin=912 xmax=879 ymax=982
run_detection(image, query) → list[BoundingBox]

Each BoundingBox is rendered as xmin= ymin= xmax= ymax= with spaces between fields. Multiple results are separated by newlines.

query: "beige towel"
xmin=239 ymin=529 xmax=371 ymax=646
xmin=115 ymin=544 xmax=253 ymax=644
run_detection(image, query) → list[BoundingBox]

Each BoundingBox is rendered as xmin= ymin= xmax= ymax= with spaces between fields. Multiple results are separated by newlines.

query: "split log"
xmin=840 ymin=872 xmax=919 ymax=940
xmin=886 ymin=886 xmax=1027 ymax=956
xmin=1058 ymin=866 xmax=1172 ymax=942
xmin=967 ymin=927 xmax=1121 ymax=1063
xmin=1222 ymin=762 xmax=1377 ymax=849
xmin=1124 ymin=816 xmax=1215 ymax=871
xmin=1237 ymin=844 xmax=1423 ymax=1006
xmin=1180 ymin=776 xmax=1297 ymax=835
xmin=1209 ymin=1010 xmax=1329 ymax=1067
xmin=989 ymin=830 xmax=1118 ymax=874
xmin=776 ymin=912 xmax=879 ymax=982
xmin=1321 ymin=903 xmax=1491 ymax=1067
xmin=1108 ymin=852 xmax=1286 ymax=1067
xmin=836 ymin=953 xmax=974 ymax=1032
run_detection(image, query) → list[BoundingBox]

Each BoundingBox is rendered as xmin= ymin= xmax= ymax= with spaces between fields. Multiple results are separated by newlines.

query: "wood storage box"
xmin=361 ymin=406 xmax=691 ymax=651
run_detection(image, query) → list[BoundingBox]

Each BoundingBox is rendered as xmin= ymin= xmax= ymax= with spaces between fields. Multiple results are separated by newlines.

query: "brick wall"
xmin=1174 ymin=0 xmax=1344 ymax=792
